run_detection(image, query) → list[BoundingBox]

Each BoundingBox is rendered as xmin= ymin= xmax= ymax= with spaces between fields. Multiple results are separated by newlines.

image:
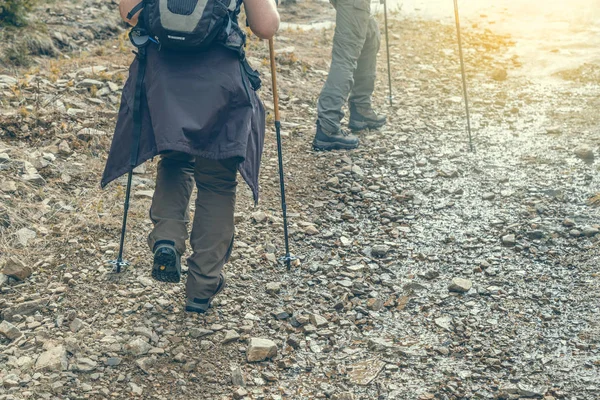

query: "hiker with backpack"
xmin=101 ymin=0 xmax=279 ymax=314
xmin=313 ymin=0 xmax=387 ymax=151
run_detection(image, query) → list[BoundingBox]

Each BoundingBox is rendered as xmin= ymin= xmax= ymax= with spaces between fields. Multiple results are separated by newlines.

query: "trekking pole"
xmin=110 ymin=33 xmax=149 ymax=273
xmin=110 ymin=170 xmax=134 ymax=273
xmin=381 ymin=0 xmax=393 ymax=106
xmin=453 ymin=0 xmax=474 ymax=152
xmin=268 ymin=37 xmax=295 ymax=271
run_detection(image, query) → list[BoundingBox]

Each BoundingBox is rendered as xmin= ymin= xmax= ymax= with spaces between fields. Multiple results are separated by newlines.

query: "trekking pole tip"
xmin=279 ymin=254 xmax=297 ymax=271
xmin=108 ymin=259 xmax=130 ymax=273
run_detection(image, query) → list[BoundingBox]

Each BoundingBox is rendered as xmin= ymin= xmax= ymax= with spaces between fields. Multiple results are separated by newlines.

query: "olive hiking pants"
xmin=148 ymin=152 xmax=237 ymax=300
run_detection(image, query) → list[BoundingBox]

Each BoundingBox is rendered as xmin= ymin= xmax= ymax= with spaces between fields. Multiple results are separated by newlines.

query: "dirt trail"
xmin=1 ymin=1 xmax=599 ymax=399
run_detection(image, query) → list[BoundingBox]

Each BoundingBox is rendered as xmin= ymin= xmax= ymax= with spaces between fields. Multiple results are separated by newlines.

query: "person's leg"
xmin=349 ymin=16 xmax=387 ymax=131
xmin=317 ymin=0 xmax=371 ymax=134
xmin=148 ymin=151 xmax=195 ymax=255
xmin=186 ymin=157 xmax=238 ymax=311
xmin=349 ymin=15 xmax=380 ymax=108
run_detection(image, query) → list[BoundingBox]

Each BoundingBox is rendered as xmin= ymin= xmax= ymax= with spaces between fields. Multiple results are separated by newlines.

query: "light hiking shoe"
xmin=313 ymin=121 xmax=359 ymax=151
xmin=348 ymin=103 xmax=387 ymax=132
xmin=152 ymin=241 xmax=181 ymax=283
xmin=185 ymin=273 xmax=227 ymax=314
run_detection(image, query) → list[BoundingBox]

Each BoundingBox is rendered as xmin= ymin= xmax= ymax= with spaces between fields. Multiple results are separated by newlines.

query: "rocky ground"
xmin=1 ymin=1 xmax=600 ymax=399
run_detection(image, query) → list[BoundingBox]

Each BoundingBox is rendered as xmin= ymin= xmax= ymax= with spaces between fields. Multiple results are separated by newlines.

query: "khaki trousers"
xmin=318 ymin=0 xmax=381 ymax=133
xmin=148 ymin=152 xmax=237 ymax=300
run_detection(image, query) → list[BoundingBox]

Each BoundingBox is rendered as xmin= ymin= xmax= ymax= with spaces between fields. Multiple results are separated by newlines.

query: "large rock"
xmin=222 ymin=330 xmax=241 ymax=344
xmin=15 ymin=227 xmax=37 ymax=247
xmin=502 ymin=234 xmax=516 ymax=246
xmin=440 ymin=167 xmax=458 ymax=178
xmin=310 ymin=313 xmax=328 ymax=328
xmin=73 ymin=357 xmax=98 ymax=372
xmin=134 ymin=190 xmax=154 ymax=199
xmin=126 ymin=338 xmax=152 ymax=356
xmin=0 ymin=75 xmax=18 ymax=86
xmin=351 ymin=165 xmax=364 ymax=177
xmin=233 ymin=388 xmax=248 ymax=399
xmin=368 ymin=337 xmax=394 ymax=352
xmin=130 ymin=382 xmax=143 ymax=396
xmin=135 ymin=357 xmax=154 ymax=373
xmin=77 ymin=65 xmax=107 ymax=75
xmin=2 ymin=299 xmax=45 ymax=321
xmin=0 ymin=180 xmax=17 ymax=193
xmin=265 ymin=282 xmax=282 ymax=294
xmin=77 ymin=79 xmax=104 ymax=88
xmin=70 ymin=318 xmax=85 ymax=333
xmin=491 ymin=68 xmax=508 ymax=81
xmin=2 ymin=257 xmax=32 ymax=281
xmin=189 ymin=328 xmax=213 ymax=338
xmin=231 ymin=365 xmax=245 ymax=386
xmin=371 ymin=244 xmax=390 ymax=258
xmin=326 ymin=176 xmax=339 ymax=187
xmin=332 ymin=393 xmax=355 ymax=400
xmin=582 ymin=226 xmax=599 ymax=237
xmin=2 ymin=374 xmax=19 ymax=388
xmin=348 ymin=358 xmax=386 ymax=386
xmin=366 ymin=298 xmax=384 ymax=311
xmin=251 ymin=211 xmax=268 ymax=223
xmin=134 ymin=326 xmax=158 ymax=343
xmin=22 ymin=173 xmax=45 ymax=186
xmin=0 ymin=320 xmax=22 ymax=340
xmin=247 ymin=338 xmax=278 ymax=362
xmin=77 ymin=127 xmax=108 ymax=141
xmin=448 ymin=278 xmax=472 ymax=293
xmin=434 ymin=316 xmax=453 ymax=331
xmin=304 ymin=225 xmax=319 ymax=235
xmin=518 ymin=383 xmax=547 ymax=398
xmin=58 ymin=140 xmax=72 ymax=156
xmin=574 ymin=146 xmax=594 ymax=162
xmin=35 ymin=345 xmax=68 ymax=372
xmin=133 ymin=164 xmax=146 ymax=174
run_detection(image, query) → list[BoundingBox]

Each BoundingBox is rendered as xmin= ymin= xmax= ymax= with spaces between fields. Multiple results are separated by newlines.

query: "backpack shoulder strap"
xmin=127 ymin=1 xmax=145 ymax=20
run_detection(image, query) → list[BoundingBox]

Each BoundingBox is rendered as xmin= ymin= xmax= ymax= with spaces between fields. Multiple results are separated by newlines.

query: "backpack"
xmin=126 ymin=0 xmax=247 ymax=54
xmin=121 ymin=0 xmax=261 ymax=197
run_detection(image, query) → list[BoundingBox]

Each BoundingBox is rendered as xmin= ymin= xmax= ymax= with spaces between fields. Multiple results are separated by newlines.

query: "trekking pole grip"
xmin=268 ymin=38 xmax=280 ymax=122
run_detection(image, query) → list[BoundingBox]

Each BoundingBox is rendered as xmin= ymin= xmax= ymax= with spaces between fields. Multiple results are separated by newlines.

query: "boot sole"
xmin=313 ymin=139 xmax=359 ymax=151
xmin=348 ymin=120 xmax=386 ymax=132
xmin=152 ymin=249 xmax=181 ymax=283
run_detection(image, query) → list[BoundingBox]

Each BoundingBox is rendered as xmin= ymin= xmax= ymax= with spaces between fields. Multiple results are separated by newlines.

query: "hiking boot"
xmin=185 ymin=273 xmax=227 ymax=314
xmin=348 ymin=103 xmax=387 ymax=131
xmin=152 ymin=241 xmax=181 ymax=283
xmin=313 ymin=121 xmax=359 ymax=151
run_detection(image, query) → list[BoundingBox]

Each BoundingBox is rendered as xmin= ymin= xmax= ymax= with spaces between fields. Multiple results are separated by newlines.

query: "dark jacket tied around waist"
xmin=101 ymin=45 xmax=266 ymax=203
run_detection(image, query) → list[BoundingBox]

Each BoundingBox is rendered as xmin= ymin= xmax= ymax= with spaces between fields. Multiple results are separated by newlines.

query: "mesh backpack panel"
xmin=141 ymin=0 xmax=240 ymax=50
xmin=167 ymin=0 xmax=198 ymax=15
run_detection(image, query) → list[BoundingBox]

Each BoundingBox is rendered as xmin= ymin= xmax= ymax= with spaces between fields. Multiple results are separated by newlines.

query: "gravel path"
xmin=1 ymin=1 xmax=599 ymax=399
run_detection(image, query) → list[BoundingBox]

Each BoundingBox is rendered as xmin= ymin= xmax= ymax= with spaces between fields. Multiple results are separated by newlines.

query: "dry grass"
xmin=0 ymin=26 xmax=58 ymax=67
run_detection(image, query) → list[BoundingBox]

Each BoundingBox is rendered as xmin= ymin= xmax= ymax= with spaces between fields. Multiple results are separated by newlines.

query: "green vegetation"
xmin=0 ymin=0 xmax=38 ymax=27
